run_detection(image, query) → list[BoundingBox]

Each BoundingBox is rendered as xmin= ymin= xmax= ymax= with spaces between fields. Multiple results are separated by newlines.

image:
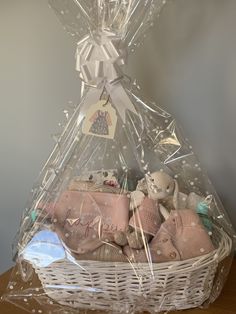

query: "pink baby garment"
xmin=124 ymin=209 xmax=215 ymax=263
xmin=129 ymin=197 xmax=161 ymax=236
xmin=47 ymin=190 xmax=130 ymax=254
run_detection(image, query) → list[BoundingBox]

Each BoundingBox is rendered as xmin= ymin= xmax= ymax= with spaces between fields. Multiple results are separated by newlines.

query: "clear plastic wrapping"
xmin=2 ymin=1 xmax=235 ymax=313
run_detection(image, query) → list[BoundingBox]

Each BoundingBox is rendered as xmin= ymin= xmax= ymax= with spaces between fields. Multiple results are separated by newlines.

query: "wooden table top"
xmin=0 ymin=260 xmax=235 ymax=314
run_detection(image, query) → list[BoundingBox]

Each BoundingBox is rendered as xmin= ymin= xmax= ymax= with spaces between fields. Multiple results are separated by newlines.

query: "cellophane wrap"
xmin=3 ymin=1 xmax=235 ymax=313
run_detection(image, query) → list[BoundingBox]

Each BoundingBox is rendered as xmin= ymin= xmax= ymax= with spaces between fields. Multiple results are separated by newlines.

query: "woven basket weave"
xmin=31 ymin=227 xmax=232 ymax=313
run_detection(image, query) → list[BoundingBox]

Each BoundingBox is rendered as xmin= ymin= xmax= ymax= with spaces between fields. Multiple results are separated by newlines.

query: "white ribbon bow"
xmin=76 ymin=31 xmax=138 ymax=123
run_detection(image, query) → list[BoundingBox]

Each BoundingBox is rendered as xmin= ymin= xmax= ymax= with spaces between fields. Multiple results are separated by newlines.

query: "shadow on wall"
xmin=129 ymin=0 xmax=236 ymax=229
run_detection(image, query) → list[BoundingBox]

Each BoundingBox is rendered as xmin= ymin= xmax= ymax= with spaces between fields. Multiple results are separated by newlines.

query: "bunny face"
xmin=146 ymin=171 xmax=175 ymax=200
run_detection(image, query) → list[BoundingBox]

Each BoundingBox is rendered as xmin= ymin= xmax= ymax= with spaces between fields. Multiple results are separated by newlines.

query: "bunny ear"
xmin=172 ymin=180 xmax=179 ymax=210
xmin=159 ymin=204 xmax=170 ymax=221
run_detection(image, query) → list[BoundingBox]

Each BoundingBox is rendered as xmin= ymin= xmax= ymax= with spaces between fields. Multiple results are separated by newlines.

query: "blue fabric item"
xmin=20 ymin=230 xmax=76 ymax=267
xmin=196 ymin=202 xmax=209 ymax=215
xmin=196 ymin=202 xmax=213 ymax=232
xmin=30 ymin=210 xmax=38 ymax=222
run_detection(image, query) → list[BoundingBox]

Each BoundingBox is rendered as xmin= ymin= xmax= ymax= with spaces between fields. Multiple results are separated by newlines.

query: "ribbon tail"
xmin=106 ymin=83 xmax=138 ymax=123
xmin=77 ymin=87 xmax=104 ymax=126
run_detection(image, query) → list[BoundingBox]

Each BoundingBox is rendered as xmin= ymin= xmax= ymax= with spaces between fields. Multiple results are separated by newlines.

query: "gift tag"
xmin=82 ymin=100 xmax=117 ymax=139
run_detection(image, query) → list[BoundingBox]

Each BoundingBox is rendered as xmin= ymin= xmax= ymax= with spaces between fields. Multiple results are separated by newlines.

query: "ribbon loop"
xmin=76 ymin=32 xmax=138 ymax=123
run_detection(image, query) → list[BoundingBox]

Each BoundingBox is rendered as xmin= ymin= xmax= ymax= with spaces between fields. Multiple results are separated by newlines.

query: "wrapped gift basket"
xmin=3 ymin=1 xmax=235 ymax=313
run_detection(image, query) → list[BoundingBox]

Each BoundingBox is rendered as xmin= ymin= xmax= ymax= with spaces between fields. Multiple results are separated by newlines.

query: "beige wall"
xmin=0 ymin=0 xmax=236 ymax=272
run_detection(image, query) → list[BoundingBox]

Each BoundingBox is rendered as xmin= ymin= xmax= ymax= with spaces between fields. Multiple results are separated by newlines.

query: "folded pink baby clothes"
xmin=47 ymin=190 xmax=130 ymax=254
xmin=129 ymin=197 xmax=161 ymax=236
xmin=169 ymin=209 xmax=215 ymax=260
xmin=124 ymin=209 xmax=215 ymax=263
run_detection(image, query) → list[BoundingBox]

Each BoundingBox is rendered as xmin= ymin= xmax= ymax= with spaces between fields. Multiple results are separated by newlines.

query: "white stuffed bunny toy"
xmin=131 ymin=171 xmax=204 ymax=211
xmin=130 ymin=171 xmax=176 ymax=209
xmin=126 ymin=171 xmax=176 ymax=249
xmin=127 ymin=171 xmax=205 ymax=249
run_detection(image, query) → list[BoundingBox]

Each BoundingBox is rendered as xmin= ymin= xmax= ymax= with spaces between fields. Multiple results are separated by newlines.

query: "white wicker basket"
xmin=31 ymin=227 xmax=232 ymax=313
